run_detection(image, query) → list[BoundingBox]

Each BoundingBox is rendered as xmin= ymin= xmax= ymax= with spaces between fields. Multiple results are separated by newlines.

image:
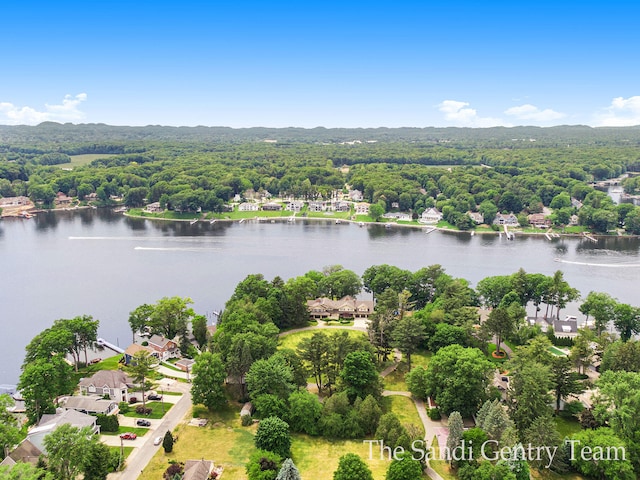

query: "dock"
xmin=503 ymin=224 xmax=514 ymax=240
xmin=582 ymin=232 xmax=598 ymax=243
xmin=424 ymin=226 xmax=436 ymax=234
xmin=96 ymin=338 xmax=124 ymax=354
xmin=545 ymin=228 xmax=560 ymax=241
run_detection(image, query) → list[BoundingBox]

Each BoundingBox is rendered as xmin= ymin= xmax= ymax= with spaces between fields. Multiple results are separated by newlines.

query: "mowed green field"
xmin=57 ymin=154 xmax=116 ymax=168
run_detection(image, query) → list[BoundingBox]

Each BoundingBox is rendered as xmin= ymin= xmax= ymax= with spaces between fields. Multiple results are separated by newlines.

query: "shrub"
xmin=136 ymin=405 xmax=152 ymax=415
xmin=95 ymin=413 xmax=120 ymax=432
xmin=164 ymin=462 xmax=183 ymax=480
xmin=255 ymin=417 xmax=291 ymax=458
xmin=427 ymin=408 xmax=441 ymax=420
xmin=118 ymin=402 xmax=130 ymax=414
xmin=242 ymin=414 xmax=254 ymax=426
xmin=561 ymin=400 xmax=585 ymax=418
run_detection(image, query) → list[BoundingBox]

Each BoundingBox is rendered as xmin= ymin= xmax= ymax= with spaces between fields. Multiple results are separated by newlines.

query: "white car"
xmin=154 ymin=436 xmax=163 ymax=446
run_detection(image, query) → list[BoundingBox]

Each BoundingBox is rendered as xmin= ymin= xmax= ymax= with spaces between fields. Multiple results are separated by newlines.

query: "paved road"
xmin=108 ymin=382 xmax=192 ymax=480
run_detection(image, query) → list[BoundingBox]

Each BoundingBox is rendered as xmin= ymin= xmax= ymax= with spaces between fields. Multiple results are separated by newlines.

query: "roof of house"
xmin=148 ymin=334 xmax=176 ymax=349
xmin=62 ymin=395 xmax=117 ymax=414
xmin=7 ymin=439 xmax=42 ymax=465
xmin=307 ymin=296 xmax=374 ymax=313
xmin=124 ymin=343 xmax=154 ymax=356
xmin=183 ymin=460 xmax=214 ymax=480
xmin=176 ymin=358 xmax=195 ymax=368
xmin=79 ymin=370 xmax=133 ymax=390
xmin=36 ymin=409 xmax=97 ymax=431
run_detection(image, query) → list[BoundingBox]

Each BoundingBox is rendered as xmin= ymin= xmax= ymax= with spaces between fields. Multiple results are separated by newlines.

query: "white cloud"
xmin=504 ymin=104 xmax=565 ymax=122
xmin=0 ymin=93 xmax=87 ymax=125
xmin=437 ymin=100 xmax=505 ymax=127
xmin=595 ymin=96 xmax=640 ymax=127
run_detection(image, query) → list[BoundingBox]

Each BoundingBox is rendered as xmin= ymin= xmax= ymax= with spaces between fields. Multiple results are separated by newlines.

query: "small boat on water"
xmin=359 ymin=222 xmax=364 ymax=227
xmin=335 ymin=219 xmax=341 ymax=224
xmin=384 ymin=223 xmax=392 ymax=229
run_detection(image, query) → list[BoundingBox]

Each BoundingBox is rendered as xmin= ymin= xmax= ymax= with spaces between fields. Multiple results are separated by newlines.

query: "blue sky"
xmin=1 ymin=1 xmax=639 ymax=128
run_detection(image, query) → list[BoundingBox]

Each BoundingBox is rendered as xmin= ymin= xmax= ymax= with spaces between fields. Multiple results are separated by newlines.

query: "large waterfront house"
xmin=528 ymin=213 xmax=551 ymax=228
xmin=493 ymin=213 xmax=519 ymax=226
xmin=61 ymin=395 xmax=118 ymax=415
xmin=144 ymin=202 xmax=164 ymax=213
xmin=123 ymin=343 xmax=156 ymax=365
xmin=307 ymin=296 xmax=375 ymax=320
xmin=419 ymin=208 xmax=443 ymax=224
xmin=262 ymin=202 xmax=282 ymax=211
xmin=28 ymin=409 xmax=100 ymax=454
xmin=238 ymin=202 xmax=259 ymax=211
xmin=285 ymin=200 xmax=304 ymax=212
xmin=308 ymin=201 xmax=327 ymax=212
xmin=79 ymin=370 xmax=135 ymax=403
xmin=467 ymin=211 xmax=484 ymax=224
xmin=147 ymin=334 xmax=179 ymax=361
xmin=0 ymin=196 xmax=31 ymax=207
xmin=355 ymin=202 xmax=370 ymax=215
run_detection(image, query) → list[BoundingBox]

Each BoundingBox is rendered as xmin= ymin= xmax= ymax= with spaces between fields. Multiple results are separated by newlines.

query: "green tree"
xmin=579 ymin=291 xmax=617 ymax=335
xmin=523 ymin=415 xmax=566 ymax=471
xmin=255 ymin=417 xmax=291 ymax=458
xmin=275 ymin=458 xmax=301 ymax=480
xmin=612 ymin=302 xmax=640 ymax=342
xmin=391 ymin=315 xmax=426 ymax=370
xmin=385 ymin=451 xmax=424 ymax=480
xmin=447 ymin=411 xmax=464 ymax=465
xmin=0 ymin=394 xmax=21 ymax=461
xmin=19 ymin=356 xmax=73 ymax=424
xmin=340 ymin=350 xmax=381 ymax=402
xmin=192 ymin=314 xmax=208 ymax=349
xmin=333 ymin=453 xmax=374 ymax=480
xmin=43 ymin=424 xmax=95 ymax=480
xmin=0 ymin=462 xmax=53 ymax=480
xmin=425 ymin=345 xmax=495 ymax=416
xmin=569 ymin=329 xmax=594 ymax=375
xmin=246 ymin=449 xmax=282 ymax=480
xmin=287 ymin=390 xmax=322 ymax=435
xmin=568 ymin=428 xmax=634 ymax=479
xmin=127 ymin=303 xmax=154 ymax=342
xmin=357 ymin=394 xmax=383 ymax=435
xmin=129 ymin=350 xmax=153 ymax=411
xmin=297 ymin=332 xmax=329 ymax=391
xmin=369 ymin=203 xmax=384 ymax=221
xmin=507 ymin=362 xmax=553 ymax=432
xmin=550 ymin=355 xmax=583 ymax=414
xmin=601 ymin=340 xmax=640 ymax=372
xmin=319 ymin=267 xmax=363 ymax=299
xmin=246 ymin=355 xmax=295 ymax=401
xmin=191 ymin=352 xmax=227 ymax=411
xmin=149 ymin=296 xmax=195 ymax=340
xmin=624 ymin=207 xmax=640 ymax=234
xmin=162 ymin=430 xmax=174 ymax=453
xmin=405 ymin=366 xmax=429 ymax=400
xmin=83 ymin=441 xmax=118 ymax=480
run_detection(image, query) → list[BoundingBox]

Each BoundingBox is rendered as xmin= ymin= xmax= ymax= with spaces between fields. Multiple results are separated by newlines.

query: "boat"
xmin=384 ymin=223 xmax=392 ymax=229
xmin=335 ymin=219 xmax=341 ymax=224
xmin=358 ymin=222 xmax=364 ymax=227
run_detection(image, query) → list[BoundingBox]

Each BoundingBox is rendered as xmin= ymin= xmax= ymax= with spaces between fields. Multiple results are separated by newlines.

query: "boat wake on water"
xmin=134 ymin=246 xmax=221 ymax=252
xmin=554 ymin=258 xmax=640 ymax=268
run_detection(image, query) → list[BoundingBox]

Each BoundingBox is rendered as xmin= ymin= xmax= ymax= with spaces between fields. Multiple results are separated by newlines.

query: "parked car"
xmin=154 ymin=436 xmax=163 ymax=446
xmin=88 ymin=358 xmax=102 ymax=365
xmin=148 ymin=394 xmax=163 ymax=401
xmin=136 ymin=419 xmax=151 ymax=427
xmin=120 ymin=432 xmax=137 ymax=440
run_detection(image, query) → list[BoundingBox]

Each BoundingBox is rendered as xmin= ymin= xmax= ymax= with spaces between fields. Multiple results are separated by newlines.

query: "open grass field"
xmin=278 ymin=329 xmax=366 ymax=351
xmin=139 ymin=402 xmax=394 ymax=480
xmin=383 ymin=395 xmax=425 ymax=437
xmin=123 ymin=401 xmax=173 ymax=419
xmin=57 ymin=154 xmax=116 ymax=168
xmin=554 ymin=416 xmax=582 ymax=438
xmin=102 ymin=426 xmax=150 ymax=437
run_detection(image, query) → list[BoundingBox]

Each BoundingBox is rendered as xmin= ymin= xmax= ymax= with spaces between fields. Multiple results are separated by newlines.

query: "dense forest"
xmin=2 ymin=123 xmax=640 ymax=234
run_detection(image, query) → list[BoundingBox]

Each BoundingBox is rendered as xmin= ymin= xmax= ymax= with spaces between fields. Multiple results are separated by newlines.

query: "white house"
xmin=238 ymin=202 xmax=259 ymax=212
xmin=419 ymin=208 xmax=443 ymax=224
xmin=355 ymin=202 xmax=370 ymax=215
xmin=79 ymin=370 xmax=135 ymax=403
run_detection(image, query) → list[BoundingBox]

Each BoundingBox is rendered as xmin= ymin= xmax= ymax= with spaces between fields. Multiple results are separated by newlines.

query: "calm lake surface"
xmin=1 ymin=209 xmax=639 ymax=384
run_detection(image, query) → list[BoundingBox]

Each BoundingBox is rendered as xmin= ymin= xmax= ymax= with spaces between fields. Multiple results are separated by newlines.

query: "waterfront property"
xmin=79 ymin=370 xmax=136 ymax=403
xmin=28 ymin=409 xmax=100 ymax=453
xmin=419 ymin=207 xmax=443 ymax=224
xmin=61 ymin=395 xmax=119 ymax=415
xmin=147 ymin=334 xmax=179 ymax=361
xmin=307 ymin=296 xmax=375 ymax=319
xmin=493 ymin=212 xmax=519 ymax=226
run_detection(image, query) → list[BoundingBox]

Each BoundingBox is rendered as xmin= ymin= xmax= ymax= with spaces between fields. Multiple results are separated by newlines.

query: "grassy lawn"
xmin=71 ymin=354 xmax=124 ymax=384
xmin=102 ymin=426 xmax=150 ymax=436
xmin=109 ymin=445 xmax=134 ymax=463
xmin=162 ymin=391 xmax=183 ymax=396
xmin=57 ymin=154 xmax=116 ymax=168
xmin=383 ymin=350 xmax=431 ymax=392
xmin=429 ymin=435 xmax=458 ymax=480
xmin=278 ymin=329 xmax=365 ymax=351
xmin=487 ymin=344 xmax=508 ymax=365
xmin=123 ymin=401 xmax=173 ymax=419
xmin=384 ymin=396 xmax=424 ymax=437
xmin=555 ymin=416 xmax=582 ymax=438
xmin=305 ymin=210 xmax=352 ymax=220
xmin=549 ymin=346 xmax=568 ymax=356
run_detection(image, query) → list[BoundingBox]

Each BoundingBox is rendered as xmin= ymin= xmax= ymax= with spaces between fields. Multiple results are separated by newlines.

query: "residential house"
xmin=238 ymin=202 xmax=259 ymax=212
xmin=332 ymin=201 xmax=350 ymax=212
xmin=355 ymin=202 xmax=370 ymax=215
xmin=553 ymin=315 xmax=579 ymax=338
xmin=571 ymin=198 xmax=583 ymax=209
xmin=28 ymin=409 xmax=100 ymax=454
xmin=144 ymin=202 xmax=164 ymax=213
xmin=182 ymin=460 xmax=214 ymax=480
xmin=54 ymin=192 xmax=73 ymax=206
xmin=79 ymin=370 xmax=135 ymax=403
xmin=391 ymin=202 xmax=400 ymax=209
xmin=147 ymin=334 xmax=179 ymax=361
xmin=123 ymin=343 xmax=156 ymax=365
xmin=307 ymin=296 xmax=375 ymax=319
xmin=308 ymin=201 xmax=326 ymax=212
xmin=569 ymin=214 xmax=579 ymax=226
xmin=85 ymin=192 xmax=98 ymax=202
xmin=62 ymin=395 xmax=118 ymax=415
xmin=467 ymin=211 xmax=484 ymax=224
xmin=382 ymin=212 xmax=412 ymax=221
xmin=419 ymin=208 xmax=443 ymax=224
xmin=349 ymin=189 xmax=364 ymax=202
xmin=528 ymin=213 xmax=551 ymax=228
xmin=285 ymin=200 xmax=304 ymax=212
xmin=0 ymin=439 xmax=42 ymax=466
xmin=493 ymin=213 xmax=519 ymax=226
xmin=176 ymin=358 xmax=195 ymax=373
xmin=261 ymin=202 xmax=282 ymax=211
xmin=0 ymin=196 xmax=31 ymax=207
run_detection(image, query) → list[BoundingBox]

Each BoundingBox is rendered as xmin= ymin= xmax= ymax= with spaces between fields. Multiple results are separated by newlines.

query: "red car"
xmin=120 ymin=432 xmax=137 ymax=440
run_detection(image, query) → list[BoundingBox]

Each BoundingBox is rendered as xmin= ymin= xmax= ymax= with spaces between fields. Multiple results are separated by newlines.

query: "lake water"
xmin=1 ymin=209 xmax=639 ymax=384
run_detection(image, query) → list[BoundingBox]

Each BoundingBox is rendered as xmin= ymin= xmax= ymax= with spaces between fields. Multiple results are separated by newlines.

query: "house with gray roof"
xmin=79 ymin=370 xmax=135 ymax=403
xmin=62 ymin=395 xmax=118 ymax=415
xmin=28 ymin=409 xmax=99 ymax=453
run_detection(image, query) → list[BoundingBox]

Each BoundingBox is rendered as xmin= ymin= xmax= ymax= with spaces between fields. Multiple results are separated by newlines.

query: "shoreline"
xmin=120 ymin=210 xmax=635 ymax=239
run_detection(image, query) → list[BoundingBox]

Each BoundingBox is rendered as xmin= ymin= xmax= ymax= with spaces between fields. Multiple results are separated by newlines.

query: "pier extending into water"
xmin=96 ymin=338 xmax=124 ymax=354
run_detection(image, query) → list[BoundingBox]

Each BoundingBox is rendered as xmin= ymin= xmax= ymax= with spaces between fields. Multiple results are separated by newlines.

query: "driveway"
xmin=107 ymin=382 xmax=192 ymax=480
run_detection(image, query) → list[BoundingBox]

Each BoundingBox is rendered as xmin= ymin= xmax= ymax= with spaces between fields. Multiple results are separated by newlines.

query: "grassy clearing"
xmin=555 ymin=416 xmax=582 ymax=438
xmin=384 ymin=395 xmax=424 ymax=437
xmin=429 ymin=435 xmax=458 ymax=480
xmin=487 ymin=344 xmax=508 ymax=364
xmin=549 ymin=346 xmax=568 ymax=356
xmin=278 ymin=329 xmax=365 ymax=351
xmin=123 ymin=401 xmax=173 ymax=419
xmin=57 ymin=154 xmax=116 ymax=168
